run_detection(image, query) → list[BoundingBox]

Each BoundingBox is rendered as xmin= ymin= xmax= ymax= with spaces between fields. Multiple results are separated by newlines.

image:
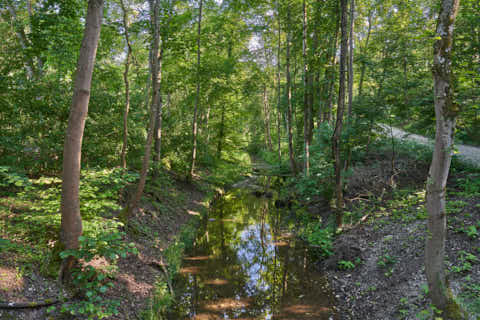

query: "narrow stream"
xmin=168 ymin=177 xmax=336 ymax=319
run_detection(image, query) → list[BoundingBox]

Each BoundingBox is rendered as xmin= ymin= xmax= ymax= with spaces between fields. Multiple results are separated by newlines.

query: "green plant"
xmin=377 ymin=253 xmax=397 ymax=268
xmin=465 ymin=225 xmax=478 ymax=239
xmin=50 ymin=231 xmax=138 ymax=319
xmin=338 ymin=260 xmax=355 ymax=270
xmin=450 ymin=250 xmax=478 ymax=274
xmin=302 ymin=221 xmax=333 ymax=257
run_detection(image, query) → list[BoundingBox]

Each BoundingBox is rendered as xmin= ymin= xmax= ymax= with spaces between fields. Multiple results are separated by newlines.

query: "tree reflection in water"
xmin=168 ymin=180 xmax=336 ymax=320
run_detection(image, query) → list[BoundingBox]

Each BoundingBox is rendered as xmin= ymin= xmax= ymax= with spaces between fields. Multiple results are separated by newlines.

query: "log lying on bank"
xmin=0 ymin=298 xmax=59 ymax=309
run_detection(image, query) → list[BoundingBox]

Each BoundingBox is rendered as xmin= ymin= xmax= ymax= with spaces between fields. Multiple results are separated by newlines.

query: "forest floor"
xmin=316 ymin=142 xmax=480 ymax=319
xmin=0 ymin=169 xmax=216 ymax=320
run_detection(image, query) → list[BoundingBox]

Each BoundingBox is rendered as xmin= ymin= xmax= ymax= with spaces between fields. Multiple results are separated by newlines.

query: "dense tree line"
xmin=0 ymin=0 xmax=478 ymax=317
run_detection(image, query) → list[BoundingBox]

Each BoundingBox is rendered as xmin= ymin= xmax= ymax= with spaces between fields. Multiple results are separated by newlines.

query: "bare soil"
xmin=319 ymin=155 xmax=480 ymax=320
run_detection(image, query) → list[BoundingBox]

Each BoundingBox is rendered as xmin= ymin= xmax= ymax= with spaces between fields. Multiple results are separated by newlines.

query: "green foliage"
xmin=450 ymin=250 xmax=478 ymax=274
xmin=50 ymin=232 xmax=138 ymax=319
xmin=140 ymin=281 xmax=173 ymax=320
xmin=0 ymin=166 xmax=31 ymax=193
xmin=300 ymin=219 xmax=333 ymax=257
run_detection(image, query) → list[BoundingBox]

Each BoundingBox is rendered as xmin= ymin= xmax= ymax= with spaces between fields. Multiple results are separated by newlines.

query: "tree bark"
xmin=276 ymin=0 xmax=282 ymax=162
xmin=302 ymin=0 xmax=310 ymax=176
xmin=425 ymin=0 xmax=465 ymax=318
xmin=358 ymin=10 xmax=372 ymax=97
xmin=344 ymin=0 xmax=355 ymax=170
xmin=124 ymin=0 xmax=161 ymax=219
xmin=120 ymin=0 xmax=132 ymax=169
xmin=263 ymin=85 xmax=273 ymax=151
xmin=153 ymin=45 xmax=164 ymax=165
xmin=188 ymin=0 xmax=203 ymax=181
xmin=331 ymin=0 xmax=348 ymax=228
xmin=59 ymin=0 xmax=103 ymax=284
xmin=286 ymin=6 xmax=297 ymax=175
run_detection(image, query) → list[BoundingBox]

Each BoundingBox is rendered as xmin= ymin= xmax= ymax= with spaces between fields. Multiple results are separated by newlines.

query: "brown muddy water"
xmin=168 ymin=180 xmax=336 ymax=320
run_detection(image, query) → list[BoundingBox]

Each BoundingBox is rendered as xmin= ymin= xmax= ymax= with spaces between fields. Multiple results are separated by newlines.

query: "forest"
xmin=0 ymin=0 xmax=479 ymax=319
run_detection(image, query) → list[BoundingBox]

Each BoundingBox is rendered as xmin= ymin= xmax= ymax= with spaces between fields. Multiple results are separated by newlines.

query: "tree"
xmin=124 ymin=0 xmax=161 ymax=219
xmin=120 ymin=0 xmax=132 ymax=169
xmin=285 ymin=2 xmax=297 ymax=175
xmin=188 ymin=0 xmax=203 ymax=181
xmin=425 ymin=0 xmax=466 ymax=318
xmin=59 ymin=0 xmax=103 ymax=283
xmin=331 ymin=0 xmax=347 ymax=228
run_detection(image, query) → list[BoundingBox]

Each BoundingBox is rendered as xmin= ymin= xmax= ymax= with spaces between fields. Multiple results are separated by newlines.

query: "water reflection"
xmin=168 ymin=184 xmax=335 ymax=319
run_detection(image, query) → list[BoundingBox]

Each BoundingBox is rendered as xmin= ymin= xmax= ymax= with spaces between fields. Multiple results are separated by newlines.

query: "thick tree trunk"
xmin=125 ymin=0 xmax=161 ymax=219
xmin=120 ymin=0 xmax=132 ymax=169
xmin=331 ymin=0 xmax=348 ymax=228
xmin=425 ymin=0 xmax=465 ymax=318
xmin=286 ymin=8 xmax=297 ymax=175
xmin=188 ymin=0 xmax=203 ymax=181
xmin=59 ymin=0 xmax=103 ymax=284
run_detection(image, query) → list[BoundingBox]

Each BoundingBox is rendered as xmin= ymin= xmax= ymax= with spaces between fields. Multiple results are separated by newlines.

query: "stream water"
xmin=168 ymin=177 xmax=336 ymax=319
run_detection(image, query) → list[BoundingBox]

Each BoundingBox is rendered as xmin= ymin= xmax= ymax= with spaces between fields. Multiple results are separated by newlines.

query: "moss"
xmin=443 ymin=290 xmax=468 ymax=320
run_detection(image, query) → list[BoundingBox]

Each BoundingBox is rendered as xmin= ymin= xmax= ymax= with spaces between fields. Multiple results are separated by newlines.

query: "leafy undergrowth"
xmin=0 ymin=167 xmax=210 ymax=320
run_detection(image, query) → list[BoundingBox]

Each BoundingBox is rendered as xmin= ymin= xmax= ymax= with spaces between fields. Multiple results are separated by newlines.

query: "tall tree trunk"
xmin=331 ymin=0 xmax=348 ymax=228
xmin=347 ymin=0 xmax=354 ymax=118
xmin=344 ymin=0 xmax=355 ymax=170
xmin=425 ymin=0 xmax=465 ymax=318
xmin=59 ymin=0 xmax=103 ymax=284
xmin=276 ymin=0 xmax=282 ymax=162
xmin=188 ymin=0 xmax=203 ymax=181
xmin=6 ymin=1 xmax=34 ymax=79
xmin=120 ymin=0 xmax=132 ymax=169
xmin=302 ymin=0 xmax=310 ymax=176
xmin=263 ymin=85 xmax=273 ymax=151
xmin=124 ymin=0 xmax=161 ymax=219
xmin=358 ymin=10 xmax=372 ymax=97
xmin=286 ymin=7 xmax=297 ymax=175
xmin=217 ymin=104 xmax=225 ymax=159
xmin=322 ymin=16 xmax=339 ymax=124
xmin=153 ymin=45 xmax=164 ymax=165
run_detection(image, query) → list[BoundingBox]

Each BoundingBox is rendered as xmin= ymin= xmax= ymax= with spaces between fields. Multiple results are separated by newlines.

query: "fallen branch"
xmin=0 ymin=299 xmax=59 ymax=309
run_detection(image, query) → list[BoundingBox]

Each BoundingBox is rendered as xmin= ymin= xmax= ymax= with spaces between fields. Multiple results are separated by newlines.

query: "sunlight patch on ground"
xmin=204 ymin=297 xmax=252 ymax=311
xmin=0 ymin=266 xmax=24 ymax=291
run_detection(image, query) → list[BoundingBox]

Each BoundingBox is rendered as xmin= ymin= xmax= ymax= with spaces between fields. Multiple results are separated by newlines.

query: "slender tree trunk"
xmin=358 ymin=10 xmax=372 ymax=97
xmin=302 ymin=0 xmax=310 ymax=176
xmin=59 ymin=0 xmax=103 ymax=284
xmin=332 ymin=0 xmax=348 ymax=228
xmin=276 ymin=0 xmax=282 ymax=162
xmin=344 ymin=0 xmax=355 ymax=170
xmin=425 ymin=1 xmax=465 ymax=318
xmin=6 ymin=1 xmax=34 ymax=79
xmin=120 ymin=0 xmax=132 ymax=169
xmin=323 ymin=17 xmax=339 ymax=124
xmin=263 ymin=85 xmax=273 ymax=151
xmin=286 ymin=7 xmax=297 ymax=175
xmin=153 ymin=45 xmax=164 ymax=165
xmin=125 ymin=0 xmax=160 ymax=219
xmin=188 ymin=0 xmax=203 ymax=181
xmin=347 ymin=0 xmax=354 ymax=118
xmin=217 ymin=104 xmax=225 ymax=159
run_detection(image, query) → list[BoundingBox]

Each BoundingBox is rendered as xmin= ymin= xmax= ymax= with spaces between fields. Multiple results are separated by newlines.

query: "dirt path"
xmin=382 ymin=125 xmax=480 ymax=167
